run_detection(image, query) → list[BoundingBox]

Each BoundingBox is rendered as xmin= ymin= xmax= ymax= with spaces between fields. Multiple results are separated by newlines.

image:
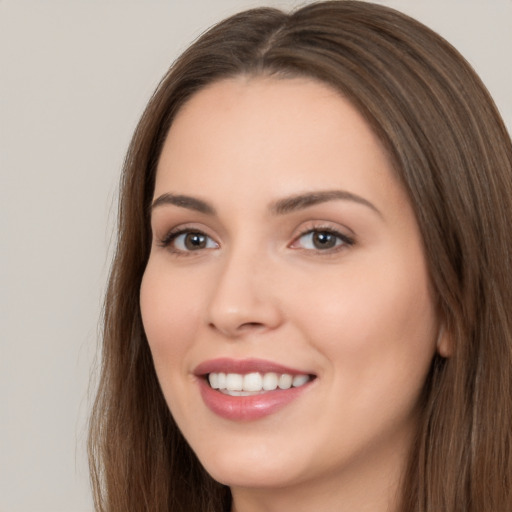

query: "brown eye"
xmin=311 ymin=231 xmax=338 ymax=249
xmin=162 ymin=229 xmax=219 ymax=253
xmin=183 ymin=232 xmax=208 ymax=250
xmin=292 ymin=228 xmax=354 ymax=252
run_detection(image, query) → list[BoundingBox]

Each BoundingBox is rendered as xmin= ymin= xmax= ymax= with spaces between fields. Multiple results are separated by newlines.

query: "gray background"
xmin=1 ymin=1 xmax=511 ymax=511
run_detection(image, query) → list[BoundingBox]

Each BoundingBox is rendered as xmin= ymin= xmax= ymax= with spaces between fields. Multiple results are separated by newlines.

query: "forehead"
xmin=153 ymin=76 xmax=410 ymax=221
xmin=167 ymin=76 xmax=372 ymax=147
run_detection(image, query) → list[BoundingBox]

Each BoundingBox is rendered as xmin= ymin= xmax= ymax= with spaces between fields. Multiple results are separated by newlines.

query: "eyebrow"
xmin=151 ymin=193 xmax=216 ymax=215
xmin=270 ymin=190 xmax=381 ymax=217
xmin=151 ymin=189 xmax=381 ymax=217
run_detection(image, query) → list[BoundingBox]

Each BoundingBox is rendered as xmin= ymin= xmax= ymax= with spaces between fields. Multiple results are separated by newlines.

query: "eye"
xmin=291 ymin=228 xmax=353 ymax=252
xmin=160 ymin=229 xmax=219 ymax=253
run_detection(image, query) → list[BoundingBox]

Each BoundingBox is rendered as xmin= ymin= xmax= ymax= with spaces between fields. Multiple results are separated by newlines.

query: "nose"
xmin=205 ymin=248 xmax=283 ymax=339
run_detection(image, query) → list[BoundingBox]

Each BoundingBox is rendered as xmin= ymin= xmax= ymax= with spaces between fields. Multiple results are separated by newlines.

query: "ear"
xmin=436 ymin=325 xmax=452 ymax=358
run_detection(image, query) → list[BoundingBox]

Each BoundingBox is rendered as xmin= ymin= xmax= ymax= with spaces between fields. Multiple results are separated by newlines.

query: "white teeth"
xmin=243 ymin=372 xmax=263 ymax=392
xmin=208 ymin=372 xmax=226 ymax=389
xmin=207 ymin=371 xmax=311 ymax=393
xmin=209 ymin=373 xmax=219 ymax=389
xmin=292 ymin=374 xmax=309 ymax=387
xmin=225 ymin=373 xmax=243 ymax=391
xmin=262 ymin=372 xmax=278 ymax=391
xmin=278 ymin=374 xmax=293 ymax=390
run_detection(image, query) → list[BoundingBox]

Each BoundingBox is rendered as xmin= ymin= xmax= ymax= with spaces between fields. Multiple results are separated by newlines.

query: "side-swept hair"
xmin=89 ymin=2 xmax=512 ymax=510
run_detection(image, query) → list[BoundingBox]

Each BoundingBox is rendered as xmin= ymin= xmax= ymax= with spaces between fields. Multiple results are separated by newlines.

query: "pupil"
xmin=313 ymin=231 xmax=336 ymax=249
xmin=185 ymin=232 xmax=206 ymax=250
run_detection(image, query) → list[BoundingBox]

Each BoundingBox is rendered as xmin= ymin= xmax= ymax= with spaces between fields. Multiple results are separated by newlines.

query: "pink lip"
xmin=193 ymin=358 xmax=315 ymax=422
xmin=194 ymin=357 xmax=311 ymax=376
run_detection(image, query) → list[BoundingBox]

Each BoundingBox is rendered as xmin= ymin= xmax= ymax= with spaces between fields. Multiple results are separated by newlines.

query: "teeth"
xmin=243 ymin=372 xmax=263 ymax=392
xmin=262 ymin=372 xmax=278 ymax=391
xmin=278 ymin=374 xmax=292 ymax=389
xmin=292 ymin=374 xmax=309 ymax=387
xmin=209 ymin=372 xmax=219 ymax=389
xmin=208 ymin=371 xmax=311 ymax=394
xmin=225 ymin=373 xmax=243 ymax=391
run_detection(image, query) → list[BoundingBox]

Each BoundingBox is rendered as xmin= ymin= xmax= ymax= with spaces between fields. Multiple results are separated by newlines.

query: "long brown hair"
xmin=88 ymin=2 xmax=512 ymax=510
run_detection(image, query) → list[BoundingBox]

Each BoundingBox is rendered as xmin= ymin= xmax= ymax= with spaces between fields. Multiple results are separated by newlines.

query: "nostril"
xmin=236 ymin=322 xmax=268 ymax=333
xmin=208 ymin=320 xmax=266 ymax=338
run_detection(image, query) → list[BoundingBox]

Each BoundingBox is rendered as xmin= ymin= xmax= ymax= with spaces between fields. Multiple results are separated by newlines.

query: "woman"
xmin=88 ymin=1 xmax=512 ymax=511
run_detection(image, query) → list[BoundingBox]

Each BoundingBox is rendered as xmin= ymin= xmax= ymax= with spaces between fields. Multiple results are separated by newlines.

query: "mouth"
xmin=207 ymin=371 xmax=313 ymax=396
xmin=194 ymin=358 xmax=316 ymax=420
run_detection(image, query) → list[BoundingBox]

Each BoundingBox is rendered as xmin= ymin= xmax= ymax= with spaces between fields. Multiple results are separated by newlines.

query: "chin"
xmin=197 ymin=442 xmax=307 ymax=489
xmin=208 ymin=464 xmax=301 ymax=490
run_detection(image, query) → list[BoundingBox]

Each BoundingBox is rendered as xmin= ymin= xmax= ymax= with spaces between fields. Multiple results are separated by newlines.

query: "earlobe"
xmin=436 ymin=325 xmax=452 ymax=358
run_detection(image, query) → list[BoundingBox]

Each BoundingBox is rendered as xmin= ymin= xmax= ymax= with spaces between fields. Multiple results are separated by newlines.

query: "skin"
xmin=140 ymin=76 xmax=445 ymax=512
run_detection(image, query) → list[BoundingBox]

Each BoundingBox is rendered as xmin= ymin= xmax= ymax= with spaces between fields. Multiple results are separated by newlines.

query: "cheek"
xmin=293 ymin=254 xmax=438 ymax=389
xmin=139 ymin=261 xmax=200 ymax=370
xmin=296 ymin=263 xmax=438 ymax=458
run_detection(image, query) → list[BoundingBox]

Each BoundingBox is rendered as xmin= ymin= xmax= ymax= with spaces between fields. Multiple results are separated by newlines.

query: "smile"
xmin=194 ymin=358 xmax=316 ymax=421
xmin=208 ymin=371 xmax=311 ymax=395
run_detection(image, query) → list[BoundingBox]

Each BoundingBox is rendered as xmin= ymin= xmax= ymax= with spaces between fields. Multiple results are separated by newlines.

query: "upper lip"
xmin=193 ymin=357 xmax=314 ymax=377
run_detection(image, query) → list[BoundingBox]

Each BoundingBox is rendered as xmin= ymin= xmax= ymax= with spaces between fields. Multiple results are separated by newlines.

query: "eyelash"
xmin=291 ymin=226 xmax=354 ymax=254
xmin=157 ymin=225 xmax=354 ymax=256
xmin=157 ymin=227 xmax=218 ymax=255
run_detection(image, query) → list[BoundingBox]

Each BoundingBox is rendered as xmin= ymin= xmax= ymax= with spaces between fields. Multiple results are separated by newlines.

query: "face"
xmin=140 ymin=77 xmax=440 ymax=503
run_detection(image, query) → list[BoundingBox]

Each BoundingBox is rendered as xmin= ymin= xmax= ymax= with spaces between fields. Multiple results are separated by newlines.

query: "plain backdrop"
xmin=1 ymin=1 xmax=511 ymax=511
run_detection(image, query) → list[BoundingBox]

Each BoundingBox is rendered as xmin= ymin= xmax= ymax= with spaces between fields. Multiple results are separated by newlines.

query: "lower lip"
xmin=197 ymin=378 xmax=312 ymax=421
